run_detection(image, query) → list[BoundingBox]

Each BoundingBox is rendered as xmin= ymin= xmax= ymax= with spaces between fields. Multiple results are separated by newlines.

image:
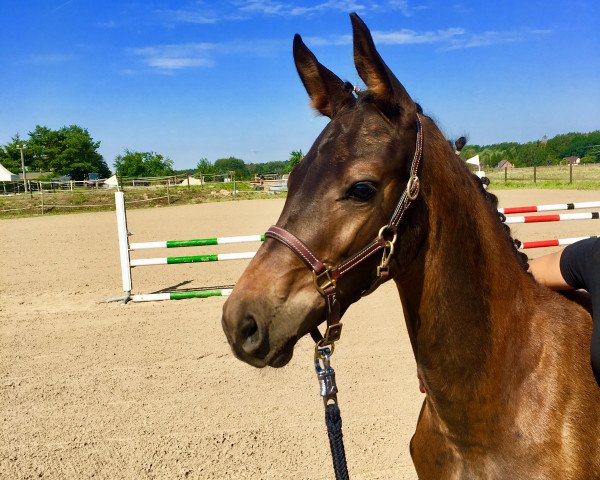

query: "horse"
xmin=221 ymin=13 xmax=600 ymax=479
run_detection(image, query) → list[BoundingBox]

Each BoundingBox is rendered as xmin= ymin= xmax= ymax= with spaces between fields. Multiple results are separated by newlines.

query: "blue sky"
xmin=1 ymin=1 xmax=598 ymax=171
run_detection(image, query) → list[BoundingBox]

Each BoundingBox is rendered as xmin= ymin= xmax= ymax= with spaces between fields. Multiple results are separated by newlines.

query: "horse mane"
xmin=450 ymin=135 xmax=530 ymax=271
xmin=348 ymin=91 xmax=529 ymax=273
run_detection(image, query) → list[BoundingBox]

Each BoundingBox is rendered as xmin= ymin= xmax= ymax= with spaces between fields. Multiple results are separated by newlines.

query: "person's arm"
xmin=528 ymin=250 xmax=573 ymax=290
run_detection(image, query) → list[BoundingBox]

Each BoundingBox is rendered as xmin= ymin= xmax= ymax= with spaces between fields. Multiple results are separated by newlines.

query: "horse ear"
xmin=350 ymin=13 xmax=416 ymax=121
xmin=293 ymin=34 xmax=356 ymax=118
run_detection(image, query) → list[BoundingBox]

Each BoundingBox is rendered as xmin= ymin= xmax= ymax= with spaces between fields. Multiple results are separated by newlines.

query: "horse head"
xmin=222 ymin=13 xmax=435 ymax=368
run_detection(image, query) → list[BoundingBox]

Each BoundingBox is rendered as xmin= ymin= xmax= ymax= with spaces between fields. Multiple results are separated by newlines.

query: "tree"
xmin=196 ymin=158 xmax=215 ymax=175
xmin=0 ymin=135 xmax=27 ymax=173
xmin=287 ymin=150 xmax=303 ymax=173
xmin=214 ymin=157 xmax=247 ymax=179
xmin=113 ymin=150 xmax=174 ymax=177
xmin=0 ymin=125 xmax=110 ymax=180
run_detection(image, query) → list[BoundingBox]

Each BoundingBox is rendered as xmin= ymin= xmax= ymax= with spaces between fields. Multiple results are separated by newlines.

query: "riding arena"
xmin=0 ymin=186 xmax=597 ymax=478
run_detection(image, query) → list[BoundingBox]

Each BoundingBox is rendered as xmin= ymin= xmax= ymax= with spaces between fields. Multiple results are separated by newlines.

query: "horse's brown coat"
xmin=222 ymin=13 xmax=600 ymax=479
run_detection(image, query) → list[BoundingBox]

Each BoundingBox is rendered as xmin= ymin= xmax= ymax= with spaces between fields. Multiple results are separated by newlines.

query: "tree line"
xmin=461 ymin=130 xmax=600 ymax=168
xmin=0 ymin=124 xmax=303 ymax=181
xmin=1 ymin=124 xmax=598 ymax=181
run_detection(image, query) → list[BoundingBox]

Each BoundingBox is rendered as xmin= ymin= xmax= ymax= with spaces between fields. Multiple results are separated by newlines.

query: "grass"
xmin=488 ymin=180 xmax=600 ymax=190
xmin=0 ymin=182 xmax=283 ymax=219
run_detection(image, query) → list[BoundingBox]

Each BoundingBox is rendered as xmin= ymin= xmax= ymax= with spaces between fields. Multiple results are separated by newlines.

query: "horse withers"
xmin=221 ymin=13 xmax=600 ymax=479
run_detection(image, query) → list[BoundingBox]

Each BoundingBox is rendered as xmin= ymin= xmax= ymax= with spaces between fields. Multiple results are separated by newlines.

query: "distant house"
xmin=564 ymin=156 xmax=581 ymax=166
xmin=495 ymin=160 xmax=514 ymax=170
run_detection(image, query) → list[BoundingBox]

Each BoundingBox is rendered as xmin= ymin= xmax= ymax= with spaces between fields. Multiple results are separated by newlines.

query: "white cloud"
xmin=444 ymin=28 xmax=551 ymax=50
xmin=129 ymin=38 xmax=287 ymax=73
xmin=129 ymin=43 xmax=216 ymax=72
xmin=157 ymin=8 xmax=218 ymax=24
xmin=307 ymin=26 xmax=551 ymax=49
xmin=307 ymin=28 xmax=465 ymax=46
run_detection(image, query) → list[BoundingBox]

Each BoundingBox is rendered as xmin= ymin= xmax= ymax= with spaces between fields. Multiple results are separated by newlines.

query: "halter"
xmin=265 ymin=113 xmax=424 ymax=365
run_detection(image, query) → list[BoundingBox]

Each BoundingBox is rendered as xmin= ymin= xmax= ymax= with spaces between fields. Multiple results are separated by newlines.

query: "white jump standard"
xmin=113 ymin=192 xmax=259 ymax=303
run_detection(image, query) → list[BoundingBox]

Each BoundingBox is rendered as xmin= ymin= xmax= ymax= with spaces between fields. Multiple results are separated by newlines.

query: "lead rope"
xmin=316 ymin=347 xmax=349 ymax=480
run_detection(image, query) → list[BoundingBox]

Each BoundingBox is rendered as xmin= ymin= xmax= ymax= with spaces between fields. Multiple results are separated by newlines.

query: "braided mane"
xmin=451 ymin=135 xmax=529 ymax=271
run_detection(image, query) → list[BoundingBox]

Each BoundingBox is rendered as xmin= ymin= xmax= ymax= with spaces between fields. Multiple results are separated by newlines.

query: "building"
xmin=564 ymin=156 xmax=581 ymax=166
xmin=495 ymin=160 xmax=514 ymax=170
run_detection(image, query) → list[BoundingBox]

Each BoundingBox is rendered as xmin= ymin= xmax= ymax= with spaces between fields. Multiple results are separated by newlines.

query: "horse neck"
xmin=394 ymin=131 xmax=533 ymax=403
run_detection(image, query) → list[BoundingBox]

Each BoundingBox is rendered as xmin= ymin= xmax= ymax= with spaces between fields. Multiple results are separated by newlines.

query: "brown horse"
xmin=221 ymin=13 xmax=600 ymax=479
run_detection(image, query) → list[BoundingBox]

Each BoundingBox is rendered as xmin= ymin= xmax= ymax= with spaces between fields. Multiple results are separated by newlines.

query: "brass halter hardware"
xmin=406 ymin=174 xmax=420 ymax=201
xmin=312 ymin=266 xmax=336 ymax=296
xmin=265 ymin=114 xmax=424 ymax=361
xmin=377 ymin=225 xmax=397 ymax=277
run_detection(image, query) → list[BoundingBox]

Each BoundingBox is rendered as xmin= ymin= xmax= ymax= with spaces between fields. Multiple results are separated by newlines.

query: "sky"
xmin=1 ymin=1 xmax=598 ymax=171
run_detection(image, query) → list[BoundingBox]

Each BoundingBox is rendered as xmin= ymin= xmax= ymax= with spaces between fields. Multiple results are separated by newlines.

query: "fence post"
xmin=504 ymin=167 xmax=508 ymax=183
xmin=166 ymin=180 xmax=171 ymax=204
xmin=533 ymin=166 xmax=536 ymax=183
xmin=187 ymin=175 xmax=190 ymax=188
xmin=569 ymin=163 xmax=573 ymax=184
xmin=41 ymin=189 xmax=44 ymax=215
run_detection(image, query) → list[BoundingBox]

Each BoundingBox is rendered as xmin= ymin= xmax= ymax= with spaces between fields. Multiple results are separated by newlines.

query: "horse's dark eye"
xmin=347 ymin=182 xmax=376 ymax=201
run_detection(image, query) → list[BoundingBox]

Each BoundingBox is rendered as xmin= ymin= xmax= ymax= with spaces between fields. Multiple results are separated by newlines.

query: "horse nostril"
xmin=239 ymin=315 xmax=262 ymax=355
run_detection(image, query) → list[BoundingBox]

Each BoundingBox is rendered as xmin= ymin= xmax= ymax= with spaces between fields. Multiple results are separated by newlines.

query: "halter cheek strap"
xmin=265 ymin=113 xmax=424 ymax=357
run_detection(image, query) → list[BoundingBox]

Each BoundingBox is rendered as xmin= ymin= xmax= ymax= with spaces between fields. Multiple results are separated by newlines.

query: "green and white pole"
xmin=130 ymin=234 xmax=265 ymax=250
xmin=130 ymin=251 xmax=256 ymax=267
xmin=131 ymin=288 xmax=233 ymax=302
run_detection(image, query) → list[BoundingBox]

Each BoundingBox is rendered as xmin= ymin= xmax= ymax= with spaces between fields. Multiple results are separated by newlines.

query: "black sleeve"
xmin=559 ymin=237 xmax=600 ymax=294
xmin=560 ymin=237 xmax=600 ymax=386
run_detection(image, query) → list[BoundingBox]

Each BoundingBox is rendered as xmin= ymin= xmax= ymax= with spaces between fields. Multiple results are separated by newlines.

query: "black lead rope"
xmin=315 ymin=347 xmax=350 ymax=479
xmin=325 ymin=403 xmax=350 ymax=480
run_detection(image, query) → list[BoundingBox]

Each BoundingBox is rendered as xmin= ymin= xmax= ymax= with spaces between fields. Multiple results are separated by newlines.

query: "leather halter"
xmin=265 ymin=113 xmax=424 ymax=357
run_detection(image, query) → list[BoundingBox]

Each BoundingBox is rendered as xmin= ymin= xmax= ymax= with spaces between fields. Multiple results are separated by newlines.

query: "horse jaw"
xmin=221 ymin=244 xmax=325 ymax=368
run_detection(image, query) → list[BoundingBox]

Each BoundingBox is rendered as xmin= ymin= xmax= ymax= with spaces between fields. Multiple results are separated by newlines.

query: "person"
xmin=528 ymin=237 xmax=600 ymax=387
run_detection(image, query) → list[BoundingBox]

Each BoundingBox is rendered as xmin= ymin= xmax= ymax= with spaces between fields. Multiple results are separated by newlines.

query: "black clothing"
xmin=560 ymin=237 xmax=600 ymax=386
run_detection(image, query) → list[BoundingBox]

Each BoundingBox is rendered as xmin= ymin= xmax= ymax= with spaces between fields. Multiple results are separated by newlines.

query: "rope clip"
xmin=315 ymin=347 xmax=338 ymax=407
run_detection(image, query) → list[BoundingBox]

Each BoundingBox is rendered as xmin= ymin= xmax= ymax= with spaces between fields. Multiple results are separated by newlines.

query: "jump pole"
xmin=518 ymin=235 xmax=597 ymax=250
xmin=131 ymin=252 xmax=256 ymax=267
xmin=131 ymin=288 xmax=233 ymax=302
xmin=503 ymin=212 xmax=599 ymax=224
xmin=498 ymin=201 xmax=600 ymax=215
xmin=130 ymin=234 xmax=265 ymax=250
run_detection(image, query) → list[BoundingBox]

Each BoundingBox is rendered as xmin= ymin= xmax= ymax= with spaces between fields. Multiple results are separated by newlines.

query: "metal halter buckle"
xmin=406 ymin=174 xmax=420 ymax=201
xmin=312 ymin=266 xmax=336 ymax=296
xmin=377 ymin=241 xmax=395 ymax=277
xmin=377 ymin=225 xmax=398 ymax=277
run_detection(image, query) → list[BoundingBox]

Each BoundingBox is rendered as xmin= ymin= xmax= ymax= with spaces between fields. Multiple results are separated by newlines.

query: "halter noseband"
xmin=265 ymin=113 xmax=424 ymax=360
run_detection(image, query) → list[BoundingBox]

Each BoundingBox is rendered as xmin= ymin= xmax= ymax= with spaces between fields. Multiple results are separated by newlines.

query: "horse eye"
xmin=347 ymin=182 xmax=376 ymax=201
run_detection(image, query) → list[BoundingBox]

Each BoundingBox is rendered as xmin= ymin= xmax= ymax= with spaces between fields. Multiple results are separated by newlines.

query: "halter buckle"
xmin=406 ymin=174 xmax=420 ymax=201
xmin=377 ymin=240 xmax=395 ymax=277
xmin=313 ymin=267 xmax=336 ymax=296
